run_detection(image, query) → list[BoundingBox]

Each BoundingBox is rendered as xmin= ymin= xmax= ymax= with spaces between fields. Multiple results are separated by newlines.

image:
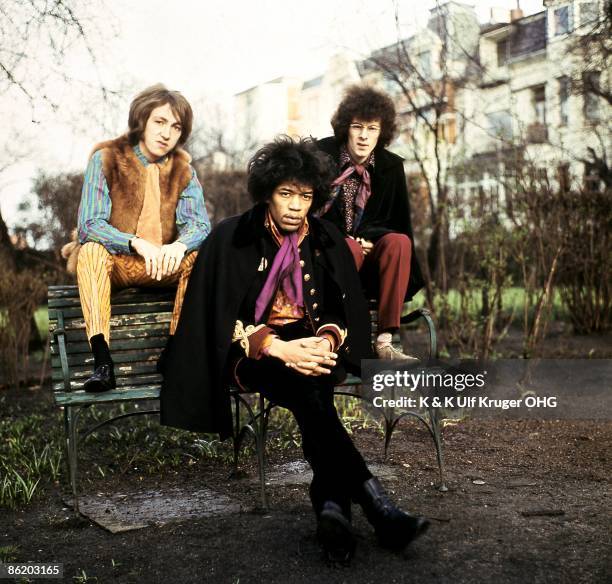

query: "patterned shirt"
xmin=337 ymin=146 xmax=375 ymax=235
xmin=77 ymin=144 xmax=211 ymax=254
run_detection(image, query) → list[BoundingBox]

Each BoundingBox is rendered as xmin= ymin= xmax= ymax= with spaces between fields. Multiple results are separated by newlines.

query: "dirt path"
xmin=3 ymin=400 xmax=610 ymax=584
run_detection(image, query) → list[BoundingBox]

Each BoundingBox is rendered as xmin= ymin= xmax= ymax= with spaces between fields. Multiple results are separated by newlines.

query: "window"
xmin=554 ymin=6 xmax=572 ymax=35
xmin=559 ymin=77 xmax=570 ymax=126
xmin=579 ymin=2 xmax=598 ymax=27
xmin=583 ymin=71 xmax=601 ymax=121
xmin=533 ymin=85 xmax=546 ymax=124
xmin=487 ymin=111 xmax=513 ymax=140
xmin=497 ymin=39 xmax=508 ymax=67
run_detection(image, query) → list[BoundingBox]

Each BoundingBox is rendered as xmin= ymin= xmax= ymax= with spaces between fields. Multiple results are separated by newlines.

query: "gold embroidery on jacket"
xmin=316 ymin=323 xmax=348 ymax=348
xmin=232 ymin=320 xmax=266 ymax=356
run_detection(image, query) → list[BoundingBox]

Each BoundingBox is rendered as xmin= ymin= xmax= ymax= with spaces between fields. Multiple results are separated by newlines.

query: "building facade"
xmin=232 ymin=1 xmax=610 ymax=202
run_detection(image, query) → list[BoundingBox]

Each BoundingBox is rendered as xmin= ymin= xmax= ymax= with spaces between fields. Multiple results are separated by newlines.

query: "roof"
xmin=480 ymin=22 xmax=509 ymax=35
xmin=302 ymin=75 xmax=323 ymax=90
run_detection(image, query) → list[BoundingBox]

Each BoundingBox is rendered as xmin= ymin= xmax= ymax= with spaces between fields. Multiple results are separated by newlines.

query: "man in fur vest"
xmin=74 ymin=84 xmax=210 ymax=392
xmin=317 ymin=85 xmax=424 ymax=360
xmin=160 ymin=137 xmax=428 ymax=563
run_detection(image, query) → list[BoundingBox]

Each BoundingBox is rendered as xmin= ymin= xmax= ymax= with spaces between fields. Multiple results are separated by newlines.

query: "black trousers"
xmin=233 ymin=322 xmax=372 ymax=516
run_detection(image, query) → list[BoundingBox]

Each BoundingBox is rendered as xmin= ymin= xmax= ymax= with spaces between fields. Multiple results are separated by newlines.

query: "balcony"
xmin=526 ymin=122 xmax=548 ymax=144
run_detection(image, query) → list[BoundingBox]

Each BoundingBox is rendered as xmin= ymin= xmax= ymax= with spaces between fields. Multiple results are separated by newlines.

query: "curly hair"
xmin=247 ymin=136 xmax=335 ymax=214
xmin=127 ymin=83 xmax=193 ymax=146
xmin=331 ymin=85 xmax=397 ymax=148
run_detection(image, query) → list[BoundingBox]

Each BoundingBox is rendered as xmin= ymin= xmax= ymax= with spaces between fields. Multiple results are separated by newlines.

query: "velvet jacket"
xmin=160 ymin=204 xmax=373 ymax=439
xmin=316 ymin=136 xmax=424 ymax=301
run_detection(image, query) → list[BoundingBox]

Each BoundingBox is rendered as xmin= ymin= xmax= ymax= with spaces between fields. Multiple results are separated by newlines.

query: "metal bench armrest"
xmin=400 ymin=307 xmax=438 ymax=360
xmin=52 ymin=310 xmax=72 ymax=393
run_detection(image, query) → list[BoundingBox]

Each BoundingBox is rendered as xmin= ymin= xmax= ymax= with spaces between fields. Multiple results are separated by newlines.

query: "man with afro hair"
xmin=160 ymin=136 xmax=428 ymax=563
xmin=317 ymin=85 xmax=424 ymax=360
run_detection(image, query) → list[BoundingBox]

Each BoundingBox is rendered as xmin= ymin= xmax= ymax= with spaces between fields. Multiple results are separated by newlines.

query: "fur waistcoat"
xmin=94 ymin=134 xmax=192 ymax=244
xmin=63 ymin=135 xmax=193 ymax=273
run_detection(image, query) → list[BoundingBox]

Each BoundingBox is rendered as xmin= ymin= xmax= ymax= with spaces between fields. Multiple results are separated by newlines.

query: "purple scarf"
xmin=317 ymin=149 xmax=373 ymax=234
xmin=254 ymin=230 xmax=303 ymax=324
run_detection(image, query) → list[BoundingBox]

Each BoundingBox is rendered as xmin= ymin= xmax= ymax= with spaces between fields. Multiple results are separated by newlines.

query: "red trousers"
xmin=345 ymin=233 xmax=412 ymax=332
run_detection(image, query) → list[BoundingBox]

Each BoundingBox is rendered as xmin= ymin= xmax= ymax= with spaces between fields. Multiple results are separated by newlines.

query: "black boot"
xmin=83 ymin=334 xmax=116 ymax=393
xmin=316 ymin=501 xmax=356 ymax=565
xmin=356 ymin=477 xmax=429 ymax=550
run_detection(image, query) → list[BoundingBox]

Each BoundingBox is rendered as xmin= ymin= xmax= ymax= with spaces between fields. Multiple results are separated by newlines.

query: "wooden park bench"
xmin=49 ymin=285 xmax=444 ymax=513
xmin=49 ymin=285 xmax=171 ymax=513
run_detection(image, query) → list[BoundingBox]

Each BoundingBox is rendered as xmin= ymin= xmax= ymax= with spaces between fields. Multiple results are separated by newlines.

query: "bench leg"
xmin=231 ymin=393 xmax=269 ymax=509
xmin=383 ymin=415 xmax=395 ymax=459
xmin=429 ymin=407 xmax=448 ymax=492
xmin=232 ymin=397 xmax=241 ymax=474
xmin=255 ymin=394 xmax=268 ymax=509
xmin=63 ymin=406 xmax=80 ymax=513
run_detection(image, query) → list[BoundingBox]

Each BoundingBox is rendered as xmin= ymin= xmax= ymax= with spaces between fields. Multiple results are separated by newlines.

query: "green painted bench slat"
xmin=52 ymin=349 xmax=162 ymax=369
xmin=53 ymin=373 xmax=162 ymax=392
xmin=54 ymin=385 xmax=161 ymax=406
xmin=48 ymin=285 xmax=174 ymax=298
xmin=51 ymin=362 xmax=158 ymax=382
xmin=48 ymin=324 xmax=170 ymax=343
xmin=49 ymin=312 xmax=172 ymax=331
xmin=49 ymin=302 xmax=173 ymax=319
xmin=50 ymin=336 xmax=167 ymax=355
xmin=49 ymin=291 xmax=176 ymax=308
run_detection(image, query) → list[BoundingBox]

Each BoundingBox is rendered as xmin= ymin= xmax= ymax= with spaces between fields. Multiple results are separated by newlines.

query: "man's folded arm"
xmin=175 ymin=168 xmax=211 ymax=252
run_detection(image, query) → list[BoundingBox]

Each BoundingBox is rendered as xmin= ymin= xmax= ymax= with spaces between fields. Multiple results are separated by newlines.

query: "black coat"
xmin=316 ymin=136 xmax=424 ymax=301
xmin=160 ymin=204 xmax=373 ymax=440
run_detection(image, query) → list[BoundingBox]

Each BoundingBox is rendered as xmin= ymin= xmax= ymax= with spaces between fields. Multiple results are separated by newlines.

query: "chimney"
xmin=490 ymin=7 xmax=511 ymax=24
xmin=510 ymin=1 xmax=524 ymax=21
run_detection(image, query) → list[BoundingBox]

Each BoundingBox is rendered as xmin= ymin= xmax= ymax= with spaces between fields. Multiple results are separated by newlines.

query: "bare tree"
xmin=363 ymin=1 xmax=481 ymax=303
xmin=564 ymin=0 xmax=611 ymax=106
xmin=0 ymin=0 xmax=117 ymax=111
xmin=0 ymin=0 xmax=120 ymax=262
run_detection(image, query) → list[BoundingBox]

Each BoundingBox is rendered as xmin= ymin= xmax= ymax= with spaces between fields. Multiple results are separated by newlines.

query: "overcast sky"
xmin=1 ymin=0 xmax=545 ymax=228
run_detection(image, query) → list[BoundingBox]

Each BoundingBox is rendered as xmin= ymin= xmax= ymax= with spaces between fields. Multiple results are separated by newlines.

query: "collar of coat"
xmin=316 ymin=135 xmax=404 ymax=173
xmin=232 ymin=203 xmax=335 ymax=249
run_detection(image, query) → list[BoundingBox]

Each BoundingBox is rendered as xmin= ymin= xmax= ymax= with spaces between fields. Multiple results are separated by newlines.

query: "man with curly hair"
xmin=317 ymin=85 xmax=424 ymax=360
xmin=73 ymin=84 xmax=210 ymax=392
xmin=160 ymin=137 xmax=428 ymax=563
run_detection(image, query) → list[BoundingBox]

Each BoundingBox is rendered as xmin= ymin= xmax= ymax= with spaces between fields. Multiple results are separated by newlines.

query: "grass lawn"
xmin=34 ymin=306 xmax=49 ymax=342
xmin=406 ymin=287 xmax=567 ymax=321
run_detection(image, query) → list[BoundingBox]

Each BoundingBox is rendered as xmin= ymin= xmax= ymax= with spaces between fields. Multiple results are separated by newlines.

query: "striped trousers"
xmin=76 ymin=241 xmax=197 ymax=344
